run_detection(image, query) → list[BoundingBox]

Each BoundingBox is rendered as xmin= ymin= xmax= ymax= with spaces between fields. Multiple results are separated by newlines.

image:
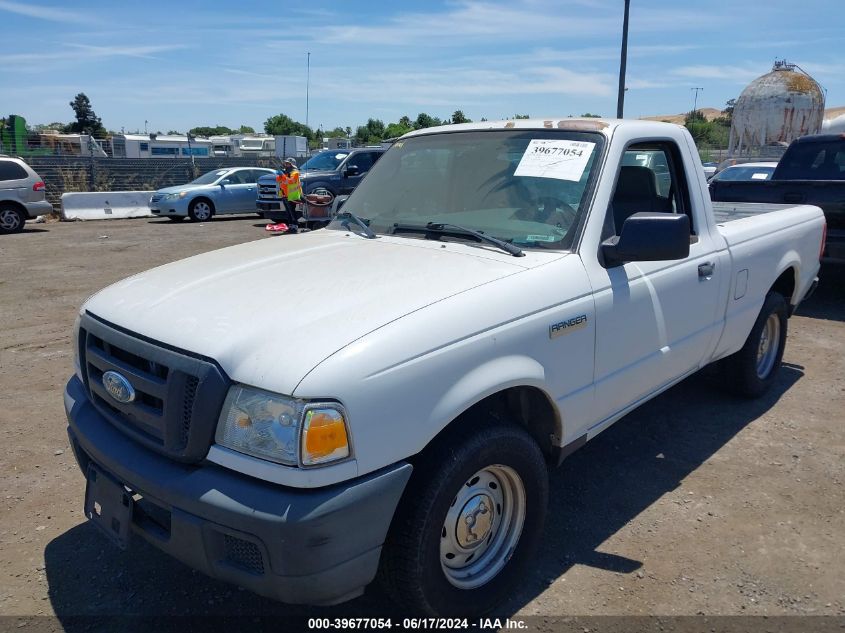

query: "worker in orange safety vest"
xmin=266 ymin=157 xmax=303 ymax=233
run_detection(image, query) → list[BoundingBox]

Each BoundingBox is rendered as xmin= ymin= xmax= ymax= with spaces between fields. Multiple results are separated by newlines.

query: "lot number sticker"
xmin=514 ymin=139 xmax=595 ymax=182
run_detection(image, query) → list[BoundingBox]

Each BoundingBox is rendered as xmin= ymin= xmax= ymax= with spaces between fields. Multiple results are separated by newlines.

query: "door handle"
xmin=698 ymin=262 xmax=715 ymax=279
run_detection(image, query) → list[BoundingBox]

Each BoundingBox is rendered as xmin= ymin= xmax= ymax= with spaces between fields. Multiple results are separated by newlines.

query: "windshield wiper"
xmin=335 ymin=211 xmax=376 ymax=239
xmin=391 ymin=222 xmax=524 ymax=257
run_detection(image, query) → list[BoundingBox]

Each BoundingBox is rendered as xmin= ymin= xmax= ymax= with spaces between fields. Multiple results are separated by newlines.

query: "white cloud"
xmin=0 ymin=0 xmax=89 ymax=24
xmin=670 ymin=64 xmax=762 ymax=83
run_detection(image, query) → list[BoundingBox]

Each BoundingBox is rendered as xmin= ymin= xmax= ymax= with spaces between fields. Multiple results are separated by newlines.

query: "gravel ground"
xmin=0 ymin=216 xmax=843 ymax=628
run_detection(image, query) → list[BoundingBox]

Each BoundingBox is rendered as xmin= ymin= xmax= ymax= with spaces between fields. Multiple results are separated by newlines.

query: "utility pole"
xmin=305 ymin=52 xmax=311 ymax=131
xmin=616 ymin=0 xmax=630 ymax=119
xmin=691 ymin=87 xmax=703 ymax=115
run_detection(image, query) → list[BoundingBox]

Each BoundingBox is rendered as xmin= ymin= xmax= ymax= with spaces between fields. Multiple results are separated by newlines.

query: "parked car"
xmin=710 ymin=134 xmax=845 ymax=262
xmin=65 ymin=119 xmax=823 ymax=616
xmin=0 ymin=156 xmax=52 ymax=233
xmin=150 ymin=167 xmax=275 ymax=222
xmin=256 ymin=147 xmax=385 ymax=227
xmin=702 ymin=161 xmax=718 ymax=180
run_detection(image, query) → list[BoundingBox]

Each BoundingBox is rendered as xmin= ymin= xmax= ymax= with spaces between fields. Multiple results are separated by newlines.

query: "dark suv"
xmin=256 ymin=147 xmax=386 ymax=226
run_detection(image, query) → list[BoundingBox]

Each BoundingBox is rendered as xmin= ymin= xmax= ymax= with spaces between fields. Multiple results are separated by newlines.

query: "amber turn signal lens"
xmin=301 ymin=408 xmax=349 ymax=465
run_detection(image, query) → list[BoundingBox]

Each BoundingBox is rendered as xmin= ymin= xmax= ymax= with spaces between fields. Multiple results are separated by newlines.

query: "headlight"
xmin=215 ymin=385 xmax=350 ymax=467
xmin=163 ymin=192 xmax=188 ymax=200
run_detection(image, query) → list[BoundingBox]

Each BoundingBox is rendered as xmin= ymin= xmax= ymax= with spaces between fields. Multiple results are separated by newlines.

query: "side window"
xmin=0 ymin=161 xmax=29 ymax=181
xmin=608 ymin=142 xmax=693 ymax=237
xmin=139 ymin=142 xmax=149 ymax=152
xmin=350 ymin=152 xmax=375 ymax=173
xmin=224 ymin=171 xmax=244 ymax=184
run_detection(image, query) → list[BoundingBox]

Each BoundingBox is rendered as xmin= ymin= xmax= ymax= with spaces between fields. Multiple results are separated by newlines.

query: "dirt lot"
xmin=1 ymin=217 xmax=843 ymax=627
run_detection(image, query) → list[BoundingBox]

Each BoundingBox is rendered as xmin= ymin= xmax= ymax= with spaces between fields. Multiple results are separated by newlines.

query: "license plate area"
xmin=84 ymin=465 xmax=133 ymax=549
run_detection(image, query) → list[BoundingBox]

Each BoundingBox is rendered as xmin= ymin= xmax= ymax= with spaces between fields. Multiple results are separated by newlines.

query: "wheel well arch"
xmin=770 ymin=266 xmax=797 ymax=306
xmin=422 ymin=385 xmax=563 ymax=464
xmin=190 ymin=196 xmax=215 ymax=214
xmin=0 ymin=199 xmax=27 ymax=214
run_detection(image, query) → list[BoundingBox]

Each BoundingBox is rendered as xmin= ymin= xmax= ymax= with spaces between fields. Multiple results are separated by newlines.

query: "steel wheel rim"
xmin=0 ymin=209 xmax=21 ymax=231
xmin=440 ymin=464 xmax=526 ymax=590
xmin=756 ymin=313 xmax=780 ymax=378
xmin=193 ymin=202 xmax=211 ymax=220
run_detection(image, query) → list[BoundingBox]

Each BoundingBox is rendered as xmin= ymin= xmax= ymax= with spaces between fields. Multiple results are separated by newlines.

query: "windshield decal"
xmin=514 ymin=139 xmax=595 ymax=182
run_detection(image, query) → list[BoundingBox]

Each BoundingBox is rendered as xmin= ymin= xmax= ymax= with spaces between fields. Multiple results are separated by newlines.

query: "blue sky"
xmin=1 ymin=0 xmax=842 ymax=134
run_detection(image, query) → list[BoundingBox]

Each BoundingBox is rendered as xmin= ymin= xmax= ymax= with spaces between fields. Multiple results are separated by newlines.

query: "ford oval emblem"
xmin=102 ymin=370 xmax=136 ymax=404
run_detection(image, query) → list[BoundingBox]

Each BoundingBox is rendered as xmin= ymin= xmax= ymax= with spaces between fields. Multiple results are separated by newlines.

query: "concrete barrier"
xmin=61 ymin=191 xmax=155 ymax=220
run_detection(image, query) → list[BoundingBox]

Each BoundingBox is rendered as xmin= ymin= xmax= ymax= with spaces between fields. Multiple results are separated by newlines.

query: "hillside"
xmin=640 ymin=106 xmax=844 ymax=124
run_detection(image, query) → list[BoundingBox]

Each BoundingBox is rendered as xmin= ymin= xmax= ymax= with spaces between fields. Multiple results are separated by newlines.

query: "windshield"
xmin=333 ymin=130 xmax=603 ymax=249
xmin=301 ymin=151 xmax=349 ymax=171
xmin=190 ymin=169 xmax=229 ymax=185
xmin=714 ymin=165 xmax=776 ymax=181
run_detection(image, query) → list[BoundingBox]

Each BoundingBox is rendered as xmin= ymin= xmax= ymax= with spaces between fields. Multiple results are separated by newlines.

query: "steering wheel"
xmin=513 ymin=196 xmax=577 ymax=227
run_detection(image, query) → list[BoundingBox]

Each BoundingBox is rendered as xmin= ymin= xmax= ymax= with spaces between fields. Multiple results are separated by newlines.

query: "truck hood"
xmin=84 ymin=231 xmax=531 ymax=395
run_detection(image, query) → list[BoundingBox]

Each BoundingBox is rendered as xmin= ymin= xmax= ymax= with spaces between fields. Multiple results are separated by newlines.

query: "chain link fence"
xmin=25 ymin=156 xmax=287 ymax=210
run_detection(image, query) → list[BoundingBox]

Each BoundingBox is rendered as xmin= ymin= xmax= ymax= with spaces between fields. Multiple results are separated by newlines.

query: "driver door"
xmin=584 ymin=140 xmax=725 ymax=428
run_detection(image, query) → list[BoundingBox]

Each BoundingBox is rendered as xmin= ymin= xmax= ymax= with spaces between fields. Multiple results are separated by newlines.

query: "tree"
xmin=399 ymin=116 xmax=412 ymax=128
xmin=32 ymin=122 xmax=67 ymax=132
xmin=325 ymin=126 xmax=347 ymax=138
xmin=264 ymin=113 xmax=313 ymax=139
xmin=384 ymin=122 xmax=413 ymax=139
xmin=580 ymin=112 xmax=602 ymax=118
xmin=513 ymin=114 xmax=530 ymax=119
xmin=414 ymin=113 xmax=442 ymax=129
xmin=451 ymin=110 xmax=471 ymax=124
xmin=67 ymin=93 xmax=106 ymax=136
xmin=355 ymin=118 xmax=386 ymax=144
xmin=190 ymin=125 xmax=234 ymax=137
xmin=238 ymin=125 xmax=255 ymax=134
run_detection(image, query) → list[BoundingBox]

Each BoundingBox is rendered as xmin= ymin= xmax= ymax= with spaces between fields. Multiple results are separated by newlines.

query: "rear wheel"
xmin=188 ymin=199 xmax=214 ymax=222
xmin=0 ymin=205 xmax=26 ymax=234
xmin=380 ymin=421 xmax=548 ymax=616
xmin=721 ymin=292 xmax=788 ymax=398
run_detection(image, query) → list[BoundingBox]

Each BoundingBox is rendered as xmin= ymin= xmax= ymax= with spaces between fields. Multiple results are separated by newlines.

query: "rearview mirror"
xmin=601 ymin=212 xmax=690 ymax=266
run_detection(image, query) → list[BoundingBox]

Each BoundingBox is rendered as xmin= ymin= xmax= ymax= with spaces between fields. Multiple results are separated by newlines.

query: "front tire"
xmin=0 ymin=204 xmax=26 ymax=234
xmin=188 ymin=199 xmax=214 ymax=222
xmin=380 ymin=422 xmax=548 ymax=616
xmin=722 ymin=291 xmax=788 ymax=398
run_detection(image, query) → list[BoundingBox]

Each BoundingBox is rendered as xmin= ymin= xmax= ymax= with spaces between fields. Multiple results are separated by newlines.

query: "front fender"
xmin=428 ymin=355 xmax=550 ymax=429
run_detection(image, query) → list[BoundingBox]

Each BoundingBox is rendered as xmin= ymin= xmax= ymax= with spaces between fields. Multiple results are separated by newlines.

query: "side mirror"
xmin=219 ymin=179 xmax=231 ymax=187
xmin=601 ymin=212 xmax=690 ymax=266
xmin=344 ymin=164 xmax=360 ymax=177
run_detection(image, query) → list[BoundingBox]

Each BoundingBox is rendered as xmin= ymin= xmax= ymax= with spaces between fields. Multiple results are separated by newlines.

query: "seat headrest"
xmin=614 ymin=166 xmax=657 ymax=200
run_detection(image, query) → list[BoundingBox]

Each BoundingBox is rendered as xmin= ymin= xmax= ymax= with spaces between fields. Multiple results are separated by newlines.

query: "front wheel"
xmin=721 ymin=291 xmax=788 ymax=398
xmin=188 ymin=199 xmax=214 ymax=222
xmin=380 ymin=422 xmax=548 ymax=616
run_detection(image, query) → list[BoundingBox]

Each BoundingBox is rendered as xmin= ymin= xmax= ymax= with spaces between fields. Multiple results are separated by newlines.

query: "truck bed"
xmin=712 ymin=201 xmax=796 ymax=224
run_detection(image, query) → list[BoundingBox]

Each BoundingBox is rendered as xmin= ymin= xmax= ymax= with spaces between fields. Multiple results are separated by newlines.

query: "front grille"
xmin=222 ymin=534 xmax=265 ymax=575
xmin=79 ymin=312 xmax=229 ymax=462
xmin=258 ymin=182 xmax=279 ymax=200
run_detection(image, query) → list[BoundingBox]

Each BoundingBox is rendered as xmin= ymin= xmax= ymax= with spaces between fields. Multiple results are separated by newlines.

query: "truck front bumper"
xmin=63 ymin=375 xmax=412 ymax=606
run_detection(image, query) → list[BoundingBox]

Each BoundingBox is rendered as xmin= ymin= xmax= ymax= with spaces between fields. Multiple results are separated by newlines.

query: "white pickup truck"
xmin=64 ymin=119 xmax=824 ymax=616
